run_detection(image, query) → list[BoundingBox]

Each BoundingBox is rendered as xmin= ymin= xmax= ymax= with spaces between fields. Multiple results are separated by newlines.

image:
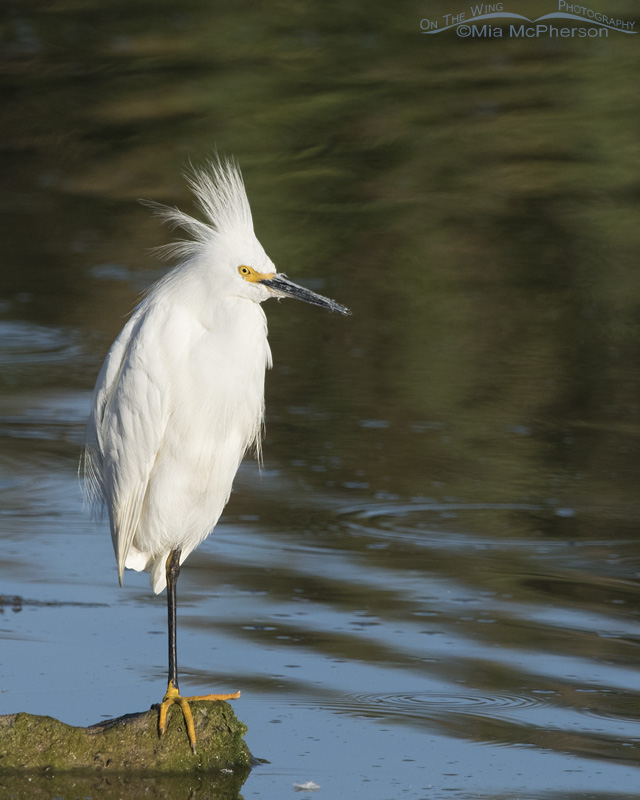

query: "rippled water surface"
xmin=2 ymin=1 xmax=640 ymax=798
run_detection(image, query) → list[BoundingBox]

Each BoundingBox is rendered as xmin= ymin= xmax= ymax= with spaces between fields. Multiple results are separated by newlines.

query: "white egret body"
xmin=82 ymin=159 xmax=349 ymax=750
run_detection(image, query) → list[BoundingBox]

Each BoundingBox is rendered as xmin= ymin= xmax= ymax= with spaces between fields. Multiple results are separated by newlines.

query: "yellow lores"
xmin=238 ymin=264 xmax=275 ymax=282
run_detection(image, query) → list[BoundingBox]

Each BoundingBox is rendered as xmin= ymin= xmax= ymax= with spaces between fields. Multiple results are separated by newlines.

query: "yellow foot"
xmin=158 ymin=681 xmax=241 ymax=754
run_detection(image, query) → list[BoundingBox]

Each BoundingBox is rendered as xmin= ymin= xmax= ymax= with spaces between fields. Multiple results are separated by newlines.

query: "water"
xmin=2 ymin=1 xmax=640 ymax=798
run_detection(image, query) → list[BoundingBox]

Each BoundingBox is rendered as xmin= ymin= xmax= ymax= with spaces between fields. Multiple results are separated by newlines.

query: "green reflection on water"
xmin=2 ymin=0 xmax=638 ymax=518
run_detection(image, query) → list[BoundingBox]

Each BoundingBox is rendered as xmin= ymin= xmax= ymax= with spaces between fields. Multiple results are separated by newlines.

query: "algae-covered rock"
xmin=0 ymin=701 xmax=252 ymax=775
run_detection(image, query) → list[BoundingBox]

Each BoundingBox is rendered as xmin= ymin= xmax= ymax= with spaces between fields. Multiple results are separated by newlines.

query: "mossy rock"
xmin=0 ymin=701 xmax=252 ymax=777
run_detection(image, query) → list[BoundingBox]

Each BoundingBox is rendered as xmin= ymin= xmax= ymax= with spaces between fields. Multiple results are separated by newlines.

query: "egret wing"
xmin=84 ymin=309 xmax=169 ymax=584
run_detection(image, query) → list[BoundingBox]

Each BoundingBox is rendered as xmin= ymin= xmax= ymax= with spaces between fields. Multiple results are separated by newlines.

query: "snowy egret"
xmin=82 ymin=158 xmax=350 ymax=752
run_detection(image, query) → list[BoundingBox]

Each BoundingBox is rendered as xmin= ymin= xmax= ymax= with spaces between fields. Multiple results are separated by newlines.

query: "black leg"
xmin=166 ymin=548 xmax=182 ymax=692
xmin=159 ymin=547 xmax=238 ymax=752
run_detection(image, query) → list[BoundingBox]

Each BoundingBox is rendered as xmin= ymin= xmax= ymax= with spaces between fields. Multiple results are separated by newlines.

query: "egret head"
xmin=151 ymin=158 xmax=351 ymax=315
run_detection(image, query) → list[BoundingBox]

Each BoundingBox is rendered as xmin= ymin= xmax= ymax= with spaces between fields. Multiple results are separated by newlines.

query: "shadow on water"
xmin=1 ymin=0 xmax=640 ymax=798
xmin=0 ymin=771 xmax=248 ymax=800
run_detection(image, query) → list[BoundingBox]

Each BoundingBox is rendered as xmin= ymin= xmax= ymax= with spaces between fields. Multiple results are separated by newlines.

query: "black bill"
xmin=261 ymin=275 xmax=351 ymax=315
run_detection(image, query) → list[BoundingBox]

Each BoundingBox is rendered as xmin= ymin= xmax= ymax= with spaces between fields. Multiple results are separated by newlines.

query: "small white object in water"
xmin=293 ymin=780 xmax=321 ymax=791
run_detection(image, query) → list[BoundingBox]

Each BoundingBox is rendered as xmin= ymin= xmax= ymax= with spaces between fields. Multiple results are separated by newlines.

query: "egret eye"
xmin=238 ymin=265 xmax=272 ymax=284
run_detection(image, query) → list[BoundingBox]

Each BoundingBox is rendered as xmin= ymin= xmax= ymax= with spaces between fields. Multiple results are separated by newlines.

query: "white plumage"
xmin=83 ymin=158 xmax=349 ymax=595
xmin=81 ymin=158 xmax=349 ymax=752
xmin=83 ymin=161 xmax=273 ymax=592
